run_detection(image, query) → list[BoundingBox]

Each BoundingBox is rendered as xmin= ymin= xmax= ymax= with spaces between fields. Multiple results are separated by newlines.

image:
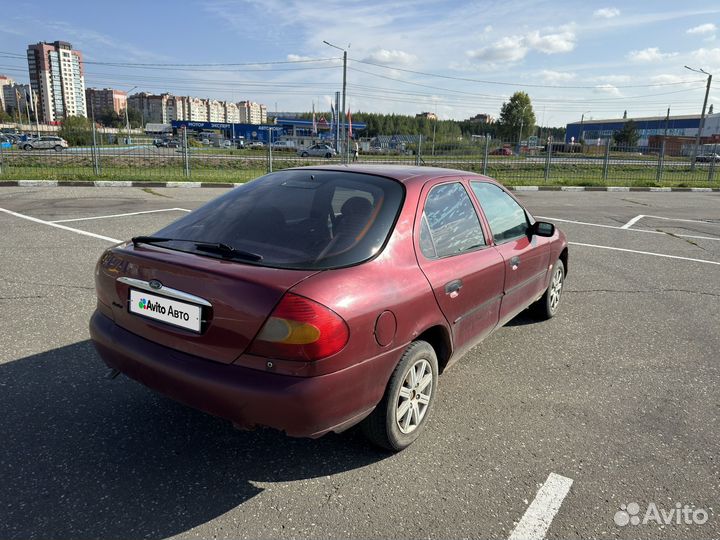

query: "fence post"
xmin=482 ymin=135 xmax=489 ymax=175
xmin=91 ymin=122 xmax=100 ymax=176
xmin=415 ymin=134 xmax=422 ymax=166
xmin=268 ymin=129 xmax=273 ymax=173
xmin=709 ymin=143 xmax=718 ymax=183
xmin=544 ymin=139 xmax=552 ymax=182
xmin=182 ymin=127 xmax=190 ymax=178
xmin=602 ymin=141 xmax=610 ymax=182
xmin=0 ymin=137 xmax=4 ymax=176
xmin=655 ymin=140 xmax=665 ymax=183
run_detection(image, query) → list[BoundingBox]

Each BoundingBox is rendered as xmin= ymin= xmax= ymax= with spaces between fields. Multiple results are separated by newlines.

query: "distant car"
xmin=154 ymin=138 xmax=180 ymax=148
xmin=0 ymin=135 xmax=12 ymax=149
xmin=247 ymin=141 xmax=265 ymax=149
xmin=22 ymin=136 xmax=68 ymax=151
xmin=271 ymin=140 xmax=297 ymax=151
xmin=696 ymin=153 xmax=720 ymax=162
xmin=298 ymin=144 xmax=337 ymax=158
xmin=489 ymin=147 xmax=512 ymax=156
xmin=89 ymin=165 xmax=568 ymax=451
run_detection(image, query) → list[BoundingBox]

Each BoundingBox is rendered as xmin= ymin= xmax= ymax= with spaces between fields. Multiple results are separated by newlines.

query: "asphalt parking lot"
xmin=0 ymin=186 xmax=718 ymax=540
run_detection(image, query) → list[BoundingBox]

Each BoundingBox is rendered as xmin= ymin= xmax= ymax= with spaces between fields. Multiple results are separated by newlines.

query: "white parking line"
xmin=641 ymin=214 xmax=718 ymax=225
xmin=537 ymin=216 xmax=720 ymax=242
xmin=50 ymin=207 xmax=191 ymax=223
xmin=508 ymin=473 xmax=573 ymax=540
xmin=620 ymin=214 xmax=645 ymax=229
xmin=0 ymin=207 xmax=121 ymax=243
xmin=569 ymin=241 xmax=720 ymax=266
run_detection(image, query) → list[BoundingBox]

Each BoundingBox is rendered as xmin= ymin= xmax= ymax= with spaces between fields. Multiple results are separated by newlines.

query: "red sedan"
xmin=90 ymin=165 xmax=567 ymax=450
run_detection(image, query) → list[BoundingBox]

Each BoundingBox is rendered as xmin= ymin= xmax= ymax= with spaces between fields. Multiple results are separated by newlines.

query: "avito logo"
xmin=138 ymin=297 xmax=191 ymax=322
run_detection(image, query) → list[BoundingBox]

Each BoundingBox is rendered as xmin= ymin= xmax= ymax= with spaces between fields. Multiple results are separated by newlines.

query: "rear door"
xmin=415 ymin=181 xmax=505 ymax=351
xmin=469 ymin=181 xmax=551 ymax=325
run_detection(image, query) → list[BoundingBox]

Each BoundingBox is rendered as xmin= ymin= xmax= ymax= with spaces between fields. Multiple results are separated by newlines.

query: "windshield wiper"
xmin=193 ymin=242 xmax=263 ymax=261
xmin=131 ymin=236 xmax=262 ymax=261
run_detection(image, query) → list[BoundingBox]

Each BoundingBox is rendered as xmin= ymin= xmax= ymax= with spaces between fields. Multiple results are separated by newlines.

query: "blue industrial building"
xmin=171 ymin=117 xmax=366 ymax=144
xmin=565 ymin=114 xmax=701 ymax=146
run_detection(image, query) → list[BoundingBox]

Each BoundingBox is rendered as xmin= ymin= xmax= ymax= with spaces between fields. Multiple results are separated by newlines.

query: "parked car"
xmin=247 ymin=141 xmax=265 ymax=149
xmin=21 ymin=136 xmax=68 ymax=151
xmin=489 ymin=147 xmax=512 ymax=156
xmin=271 ymin=140 xmax=297 ymax=151
xmin=696 ymin=153 xmax=720 ymax=162
xmin=298 ymin=144 xmax=337 ymax=158
xmin=90 ymin=165 xmax=568 ymax=451
xmin=0 ymin=135 xmax=12 ymax=149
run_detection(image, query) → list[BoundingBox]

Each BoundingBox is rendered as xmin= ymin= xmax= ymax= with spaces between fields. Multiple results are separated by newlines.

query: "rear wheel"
xmin=301 ymin=151 xmax=309 ymax=157
xmin=532 ymin=259 xmax=565 ymax=320
xmin=23 ymin=144 xmax=32 ymax=151
xmin=54 ymin=145 xmax=63 ymax=152
xmin=325 ymin=152 xmax=332 ymax=158
xmin=361 ymin=340 xmax=438 ymax=451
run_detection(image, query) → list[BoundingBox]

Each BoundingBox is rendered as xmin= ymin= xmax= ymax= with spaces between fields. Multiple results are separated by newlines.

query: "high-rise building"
xmin=85 ymin=88 xmax=127 ymax=117
xmin=0 ymin=75 xmax=15 ymax=112
xmin=2 ymin=82 xmax=31 ymax=119
xmin=207 ymin=99 xmax=225 ymax=122
xmin=27 ymin=41 xmax=87 ymax=122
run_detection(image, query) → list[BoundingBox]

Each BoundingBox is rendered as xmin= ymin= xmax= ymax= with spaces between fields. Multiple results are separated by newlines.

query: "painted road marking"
xmin=569 ymin=242 xmax=720 ymax=266
xmin=50 ymin=207 xmax=191 ymax=223
xmin=508 ymin=473 xmax=573 ymax=540
xmin=537 ymin=216 xmax=720 ymax=242
xmin=621 ymin=214 xmax=645 ymax=229
xmin=0 ymin=207 xmax=121 ymax=243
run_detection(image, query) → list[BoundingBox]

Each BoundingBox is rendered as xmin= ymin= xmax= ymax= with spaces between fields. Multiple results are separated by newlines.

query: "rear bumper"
xmin=89 ymin=311 xmax=401 ymax=438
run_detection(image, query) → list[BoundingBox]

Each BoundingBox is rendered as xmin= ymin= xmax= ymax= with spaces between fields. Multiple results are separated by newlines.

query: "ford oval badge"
xmin=149 ymin=279 xmax=162 ymax=290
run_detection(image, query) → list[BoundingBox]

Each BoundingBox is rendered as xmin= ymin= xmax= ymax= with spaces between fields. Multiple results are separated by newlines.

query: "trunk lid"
xmin=97 ymin=243 xmax=319 ymax=364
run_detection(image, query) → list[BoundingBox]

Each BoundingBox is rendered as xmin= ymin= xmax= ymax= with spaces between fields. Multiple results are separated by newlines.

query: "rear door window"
xmin=419 ymin=182 xmax=486 ymax=259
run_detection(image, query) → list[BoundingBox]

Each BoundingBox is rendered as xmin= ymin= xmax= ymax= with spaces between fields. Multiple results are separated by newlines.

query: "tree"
xmin=96 ymin=108 xmax=124 ymax=128
xmin=613 ymin=120 xmax=639 ymax=147
xmin=496 ymin=92 xmax=536 ymax=142
xmin=0 ymin=108 xmax=12 ymax=123
xmin=58 ymin=115 xmax=93 ymax=146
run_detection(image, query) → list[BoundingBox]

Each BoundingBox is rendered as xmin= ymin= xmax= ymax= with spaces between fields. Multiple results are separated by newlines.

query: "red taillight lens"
xmin=248 ymin=293 xmax=349 ymax=361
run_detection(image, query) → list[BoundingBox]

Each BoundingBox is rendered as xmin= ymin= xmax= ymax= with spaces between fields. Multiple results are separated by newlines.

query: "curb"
xmin=0 ymin=180 xmax=718 ymax=192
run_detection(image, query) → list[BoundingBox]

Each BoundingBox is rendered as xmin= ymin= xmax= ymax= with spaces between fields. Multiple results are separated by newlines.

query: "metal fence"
xmin=1 ymin=133 xmax=718 ymax=187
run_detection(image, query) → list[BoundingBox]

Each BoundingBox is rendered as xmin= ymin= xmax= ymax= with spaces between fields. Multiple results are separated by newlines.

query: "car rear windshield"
xmin=151 ymin=169 xmax=405 ymax=269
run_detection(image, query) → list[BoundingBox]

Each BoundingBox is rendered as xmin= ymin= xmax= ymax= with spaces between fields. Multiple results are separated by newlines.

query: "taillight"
xmin=248 ymin=293 xmax=349 ymax=361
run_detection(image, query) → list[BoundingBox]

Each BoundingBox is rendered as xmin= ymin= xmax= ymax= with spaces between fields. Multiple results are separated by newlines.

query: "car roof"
xmin=287 ymin=164 xmax=498 ymax=188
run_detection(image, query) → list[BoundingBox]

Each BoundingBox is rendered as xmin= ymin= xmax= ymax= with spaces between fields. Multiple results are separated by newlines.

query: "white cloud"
xmin=540 ymin=70 xmax=576 ymax=83
xmin=689 ymin=47 xmax=720 ymax=67
xmin=593 ymin=7 xmax=620 ymax=19
xmin=626 ymin=47 xmax=678 ymax=62
xmin=467 ymin=29 xmax=575 ymax=64
xmin=595 ymin=84 xmax=622 ymax=96
xmin=525 ymin=30 xmax=576 ymax=53
xmin=594 ymin=74 xmax=631 ymax=84
xmin=362 ymin=49 xmax=417 ymax=66
xmin=687 ymin=23 xmax=716 ymax=34
xmin=467 ymin=36 xmax=529 ymax=63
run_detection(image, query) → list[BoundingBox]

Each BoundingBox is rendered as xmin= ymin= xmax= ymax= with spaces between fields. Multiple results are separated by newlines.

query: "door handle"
xmin=445 ymin=279 xmax=463 ymax=297
xmin=510 ymin=256 xmax=521 ymax=271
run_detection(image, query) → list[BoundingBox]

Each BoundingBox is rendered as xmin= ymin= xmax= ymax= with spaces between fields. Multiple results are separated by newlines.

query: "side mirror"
xmin=531 ymin=221 xmax=555 ymax=237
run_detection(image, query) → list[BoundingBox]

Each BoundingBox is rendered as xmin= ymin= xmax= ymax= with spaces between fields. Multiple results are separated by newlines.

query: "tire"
xmin=301 ymin=152 xmax=309 ymax=157
xmin=23 ymin=144 xmax=32 ymax=151
xmin=531 ymin=258 xmax=565 ymax=320
xmin=325 ymin=153 xmax=332 ymax=158
xmin=361 ymin=340 xmax=438 ymax=451
xmin=54 ymin=145 xmax=63 ymax=152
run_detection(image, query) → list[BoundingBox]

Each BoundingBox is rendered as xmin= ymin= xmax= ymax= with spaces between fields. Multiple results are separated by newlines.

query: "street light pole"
xmin=579 ymin=110 xmax=590 ymax=151
xmin=516 ymin=104 xmax=528 ymax=155
xmin=125 ymin=85 xmax=138 ymax=145
xmin=684 ymin=66 xmax=712 ymax=170
xmin=323 ymin=41 xmax=347 ymax=163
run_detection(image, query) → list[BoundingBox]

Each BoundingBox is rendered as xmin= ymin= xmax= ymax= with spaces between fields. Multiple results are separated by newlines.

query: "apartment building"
xmin=207 ymin=99 xmax=225 ymax=122
xmin=0 ymin=75 xmax=14 ymax=111
xmin=2 ymin=82 xmax=31 ymax=117
xmin=86 ymin=88 xmax=127 ymax=117
xmin=27 ymin=41 xmax=87 ymax=122
xmin=238 ymin=101 xmax=267 ymax=124
xmin=224 ymin=101 xmax=240 ymax=123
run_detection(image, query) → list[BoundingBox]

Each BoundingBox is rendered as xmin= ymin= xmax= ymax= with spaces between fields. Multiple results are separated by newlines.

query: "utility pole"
xmin=125 ymin=86 xmax=138 ymax=145
xmin=323 ymin=41 xmax=347 ymax=163
xmin=685 ymin=66 xmax=712 ymax=169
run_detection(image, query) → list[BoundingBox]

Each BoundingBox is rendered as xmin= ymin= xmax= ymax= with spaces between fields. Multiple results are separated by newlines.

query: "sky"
xmin=1 ymin=0 xmax=720 ymax=127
